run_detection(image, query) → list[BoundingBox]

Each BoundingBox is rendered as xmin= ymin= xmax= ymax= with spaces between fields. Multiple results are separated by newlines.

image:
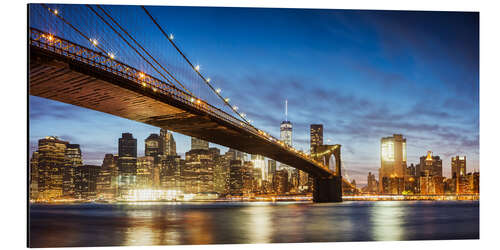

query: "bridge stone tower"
xmin=311 ymin=144 xmax=342 ymax=202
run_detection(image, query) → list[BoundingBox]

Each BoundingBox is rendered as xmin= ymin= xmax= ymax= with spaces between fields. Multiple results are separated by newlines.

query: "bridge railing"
xmin=29 ymin=28 xmax=330 ymax=173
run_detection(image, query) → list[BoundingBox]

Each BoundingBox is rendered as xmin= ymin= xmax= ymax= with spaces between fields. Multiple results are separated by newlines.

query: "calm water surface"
xmin=29 ymin=201 xmax=479 ymax=247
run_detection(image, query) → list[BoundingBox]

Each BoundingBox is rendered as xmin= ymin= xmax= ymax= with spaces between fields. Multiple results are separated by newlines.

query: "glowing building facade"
xmin=379 ymin=134 xmax=407 ymax=193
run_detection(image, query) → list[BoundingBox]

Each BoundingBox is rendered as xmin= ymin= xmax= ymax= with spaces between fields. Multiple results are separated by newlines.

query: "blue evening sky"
xmin=29 ymin=5 xmax=479 ymax=184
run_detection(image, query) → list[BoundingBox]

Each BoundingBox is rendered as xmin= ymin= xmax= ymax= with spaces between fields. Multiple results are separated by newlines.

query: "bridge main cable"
xmin=141 ymin=6 xmax=253 ymax=126
xmin=92 ymin=5 xmax=194 ymax=96
xmin=85 ymin=5 xmax=183 ymax=91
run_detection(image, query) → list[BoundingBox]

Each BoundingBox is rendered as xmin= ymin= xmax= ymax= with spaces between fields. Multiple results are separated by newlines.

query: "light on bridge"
xmin=224 ymin=98 xmax=230 ymax=102
xmin=90 ymin=38 xmax=98 ymax=46
xmin=46 ymin=34 xmax=54 ymax=42
xmin=195 ymin=65 xmax=200 ymax=71
xmin=206 ymin=78 xmax=211 ymax=83
xmin=233 ymin=106 xmax=238 ymax=111
xmin=169 ymin=33 xmax=174 ymax=40
xmin=241 ymin=113 xmax=246 ymax=117
xmin=108 ymin=53 xmax=115 ymax=59
xmin=53 ymin=9 xmax=59 ymax=15
xmin=190 ymin=97 xmax=195 ymax=103
xmin=216 ymin=88 xmax=221 ymax=93
xmin=138 ymin=72 xmax=145 ymax=79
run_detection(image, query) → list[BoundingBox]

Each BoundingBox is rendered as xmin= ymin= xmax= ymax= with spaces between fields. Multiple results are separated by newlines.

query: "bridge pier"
xmin=312 ymin=176 xmax=342 ymax=202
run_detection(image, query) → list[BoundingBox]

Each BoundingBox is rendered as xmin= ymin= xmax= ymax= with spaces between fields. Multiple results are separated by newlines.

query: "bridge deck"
xmin=29 ymin=36 xmax=334 ymax=178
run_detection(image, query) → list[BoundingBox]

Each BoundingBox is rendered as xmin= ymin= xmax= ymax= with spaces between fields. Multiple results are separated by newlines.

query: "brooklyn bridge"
xmin=29 ymin=4 xmax=355 ymax=202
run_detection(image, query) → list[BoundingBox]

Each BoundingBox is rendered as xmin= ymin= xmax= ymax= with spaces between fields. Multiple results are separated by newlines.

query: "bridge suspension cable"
xmin=90 ymin=5 xmax=194 ymax=96
xmin=141 ymin=6 xmax=253 ymax=126
xmin=84 ymin=5 xmax=185 ymax=92
xmin=40 ymin=4 xmax=109 ymax=56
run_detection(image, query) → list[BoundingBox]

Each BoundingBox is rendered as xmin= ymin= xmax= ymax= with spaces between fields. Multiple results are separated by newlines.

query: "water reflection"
xmin=245 ymin=204 xmax=273 ymax=243
xmin=370 ymin=201 xmax=405 ymax=241
xmin=29 ymin=201 xmax=479 ymax=247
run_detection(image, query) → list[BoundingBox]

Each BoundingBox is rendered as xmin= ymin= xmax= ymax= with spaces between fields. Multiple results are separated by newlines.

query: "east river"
xmin=29 ymin=200 xmax=479 ymax=247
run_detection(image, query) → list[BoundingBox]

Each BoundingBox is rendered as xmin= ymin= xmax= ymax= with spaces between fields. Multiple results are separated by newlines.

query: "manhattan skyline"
xmin=29 ymin=6 xmax=479 ymax=185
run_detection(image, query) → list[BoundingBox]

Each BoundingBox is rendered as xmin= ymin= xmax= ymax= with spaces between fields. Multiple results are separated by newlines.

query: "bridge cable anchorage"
xmin=94 ymin=5 xmax=194 ymax=96
xmin=85 ymin=5 xmax=180 ymax=90
xmin=140 ymin=6 xmax=253 ymax=127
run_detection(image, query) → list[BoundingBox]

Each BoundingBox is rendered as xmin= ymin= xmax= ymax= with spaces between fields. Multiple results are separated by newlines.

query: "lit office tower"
xmin=280 ymin=100 xmax=293 ymax=147
xmin=63 ymin=144 xmax=83 ymax=198
xmin=160 ymin=129 xmax=176 ymax=156
xmin=117 ymin=133 xmax=137 ymax=197
xmin=145 ymin=133 xmax=161 ymax=157
xmin=451 ymin=156 xmax=467 ymax=179
xmin=280 ymin=100 xmax=293 ymax=172
xmin=379 ymin=134 xmax=407 ymax=193
xmin=251 ymin=154 xmax=267 ymax=180
xmin=229 ymin=160 xmax=243 ymax=195
xmin=191 ymin=137 xmax=209 ymax=150
xmin=75 ymin=165 xmax=100 ymax=199
xmin=29 ymin=151 xmax=40 ymax=200
xmin=36 ymin=136 xmax=69 ymax=200
xmin=451 ymin=156 xmax=467 ymax=194
xmin=97 ymin=154 xmax=118 ymax=200
xmin=416 ymin=151 xmax=443 ymax=177
xmin=310 ymin=124 xmax=323 ymax=153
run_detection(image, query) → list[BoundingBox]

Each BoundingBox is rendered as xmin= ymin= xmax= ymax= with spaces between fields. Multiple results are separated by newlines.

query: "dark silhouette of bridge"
xmin=29 ymin=5 xmax=351 ymax=202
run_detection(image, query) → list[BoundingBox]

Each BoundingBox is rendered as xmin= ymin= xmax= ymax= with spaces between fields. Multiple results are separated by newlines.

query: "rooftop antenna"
xmin=285 ymin=99 xmax=288 ymax=121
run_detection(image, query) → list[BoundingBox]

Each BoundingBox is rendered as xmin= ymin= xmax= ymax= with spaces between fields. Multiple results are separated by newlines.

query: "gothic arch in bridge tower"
xmin=311 ymin=144 xmax=342 ymax=202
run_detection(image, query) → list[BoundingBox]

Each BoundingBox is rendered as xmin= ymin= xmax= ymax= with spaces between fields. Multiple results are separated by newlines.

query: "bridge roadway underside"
xmin=29 ymin=46 xmax=338 ymax=182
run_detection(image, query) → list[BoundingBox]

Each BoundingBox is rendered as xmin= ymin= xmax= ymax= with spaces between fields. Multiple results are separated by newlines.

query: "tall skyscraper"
xmin=280 ymin=100 xmax=293 ymax=147
xmin=379 ymin=134 xmax=407 ymax=193
xmin=63 ymin=144 xmax=83 ymax=198
xmin=451 ymin=156 xmax=467 ymax=178
xmin=251 ymin=154 xmax=267 ymax=181
xmin=117 ymin=133 xmax=137 ymax=197
xmin=97 ymin=153 xmax=118 ymax=200
xmin=145 ymin=133 xmax=161 ymax=157
xmin=29 ymin=151 xmax=40 ymax=200
xmin=229 ymin=160 xmax=243 ymax=195
xmin=36 ymin=136 xmax=69 ymax=200
xmin=75 ymin=165 xmax=100 ymax=199
xmin=280 ymin=100 xmax=293 ymax=172
xmin=191 ymin=137 xmax=209 ymax=150
xmin=310 ymin=124 xmax=323 ymax=153
xmin=160 ymin=129 xmax=176 ymax=156
xmin=451 ymin=156 xmax=467 ymax=194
